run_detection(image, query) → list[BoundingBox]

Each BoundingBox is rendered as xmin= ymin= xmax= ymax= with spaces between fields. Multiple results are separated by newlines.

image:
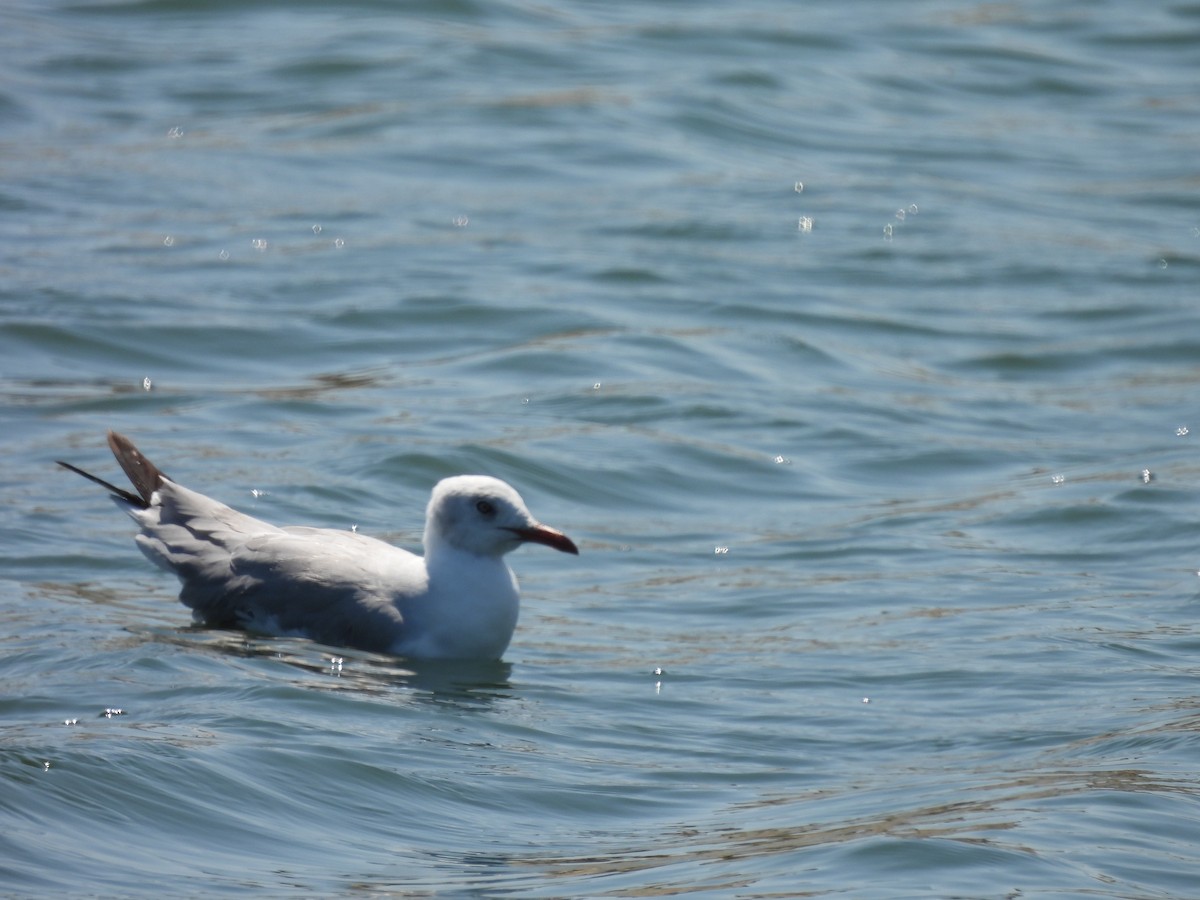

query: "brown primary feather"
xmin=106 ymin=430 xmax=168 ymax=505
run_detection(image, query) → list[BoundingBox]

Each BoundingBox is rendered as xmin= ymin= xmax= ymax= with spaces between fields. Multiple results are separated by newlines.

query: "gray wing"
xmin=131 ymin=481 xmax=423 ymax=652
xmin=129 ymin=480 xmax=285 ymax=586
xmin=219 ymin=528 xmax=425 ymax=652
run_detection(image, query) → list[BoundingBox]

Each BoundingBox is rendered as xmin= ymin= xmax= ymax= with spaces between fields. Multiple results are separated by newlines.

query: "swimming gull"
xmin=58 ymin=431 xmax=578 ymax=660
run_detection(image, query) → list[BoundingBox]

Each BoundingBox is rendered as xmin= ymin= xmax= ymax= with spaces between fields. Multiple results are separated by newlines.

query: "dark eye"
xmin=475 ymin=499 xmax=496 ymax=517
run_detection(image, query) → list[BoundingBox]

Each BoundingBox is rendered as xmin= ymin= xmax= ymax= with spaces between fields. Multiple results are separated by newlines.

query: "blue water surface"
xmin=3 ymin=1 xmax=1200 ymax=896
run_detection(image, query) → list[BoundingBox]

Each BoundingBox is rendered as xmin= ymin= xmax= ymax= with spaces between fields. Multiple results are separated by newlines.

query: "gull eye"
xmin=475 ymin=499 xmax=496 ymax=517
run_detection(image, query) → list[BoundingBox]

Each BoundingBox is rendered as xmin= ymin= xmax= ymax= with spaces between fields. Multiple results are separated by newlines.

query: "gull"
xmin=58 ymin=431 xmax=578 ymax=660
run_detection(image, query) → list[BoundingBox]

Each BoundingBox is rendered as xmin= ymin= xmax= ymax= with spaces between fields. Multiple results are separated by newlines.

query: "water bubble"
xmin=167 ymin=126 xmax=184 ymax=139
xmin=162 ymin=235 xmax=174 ymax=247
xmin=521 ymin=397 xmax=530 ymax=405
xmin=142 ymin=376 xmax=153 ymax=392
xmin=794 ymin=181 xmax=804 ymax=193
xmin=883 ymin=223 xmax=893 ymax=240
xmin=333 ymin=238 xmax=345 ymax=248
xmin=452 ymin=215 xmax=469 ymax=227
xmin=773 ymin=455 xmax=791 ymax=465
xmin=797 ymin=216 xmax=813 ymax=233
xmin=714 ymin=546 xmax=729 ymax=555
xmin=592 ymin=382 xmax=602 ymax=391
xmin=1159 ymin=258 xmax=1169 ymax=269
xmin=862 ymin=697 xmax=870 ymax=704
xmin=250 ymin=488 xmax=267 ymax=499
xmin=1051 ymin=474 xmax=1065 ymax=485
xmin=311 ymin=224 xmax=322 ymax=234
xmin=895 ymin=208 xmax=906 ymax=221
xmin=1177 ymin=426 xmax=1189 ymax=437
xmin=219 ymin=249 xmax=230 ymax=260
xmin=252 ymin=238 xmax=268 ymax=251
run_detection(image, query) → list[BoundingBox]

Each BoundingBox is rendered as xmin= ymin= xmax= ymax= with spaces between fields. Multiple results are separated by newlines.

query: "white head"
xmin=423 ymin=475 xmax=578 ymax=560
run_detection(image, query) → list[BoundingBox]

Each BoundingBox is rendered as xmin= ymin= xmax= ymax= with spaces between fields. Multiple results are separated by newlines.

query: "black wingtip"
xmin=57 ymin=431 xmax=171 ymax=509
xmin=57 ymin=459 xmax=148 ymax=509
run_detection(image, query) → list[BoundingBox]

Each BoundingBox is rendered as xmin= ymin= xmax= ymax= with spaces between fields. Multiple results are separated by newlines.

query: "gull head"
xmin=424 ymin=475 xmax=579 ymax=559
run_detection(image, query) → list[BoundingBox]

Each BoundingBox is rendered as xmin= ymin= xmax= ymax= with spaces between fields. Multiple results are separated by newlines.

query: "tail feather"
xmin=57 ymin=431 xmax=169 ymax=509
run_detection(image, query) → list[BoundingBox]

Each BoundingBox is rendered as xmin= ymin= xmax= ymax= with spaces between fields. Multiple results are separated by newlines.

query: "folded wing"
xmin=132 ymin=481 xmax=420 ymax=652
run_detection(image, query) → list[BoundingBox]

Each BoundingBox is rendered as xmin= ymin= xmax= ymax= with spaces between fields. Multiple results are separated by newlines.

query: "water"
xmin=3 ymin=0 xmax=1200 ymax=896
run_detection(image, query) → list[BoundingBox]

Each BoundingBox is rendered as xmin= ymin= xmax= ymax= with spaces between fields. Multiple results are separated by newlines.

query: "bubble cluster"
xmin=793 ymin=181 xmax=812 ymax=234
xmin=882 ymin=203 xmax=919 ymax=241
